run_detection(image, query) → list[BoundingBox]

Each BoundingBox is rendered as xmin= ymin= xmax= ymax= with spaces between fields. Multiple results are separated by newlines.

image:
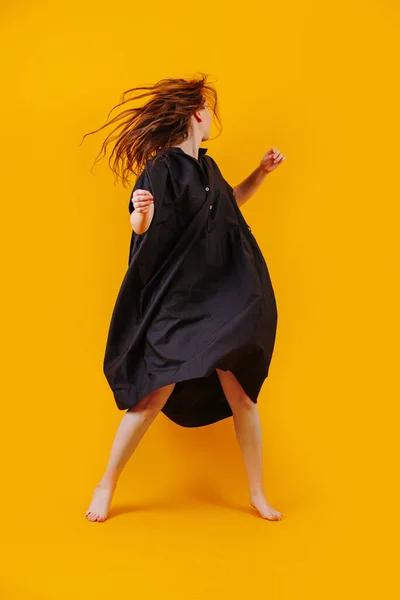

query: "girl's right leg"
xmin=85 ymin=382 xmax=175 ymax=522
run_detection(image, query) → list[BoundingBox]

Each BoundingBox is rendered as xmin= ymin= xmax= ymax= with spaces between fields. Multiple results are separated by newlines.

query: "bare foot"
xmin=250 ymin=493 xmax=282 ymax=520
xmin=85 ymin=479 xmax=117 ymax=522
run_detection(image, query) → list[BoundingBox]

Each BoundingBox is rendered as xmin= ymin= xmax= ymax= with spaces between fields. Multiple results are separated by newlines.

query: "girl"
xmin=82 ymin=73 xmax=285 ymax=522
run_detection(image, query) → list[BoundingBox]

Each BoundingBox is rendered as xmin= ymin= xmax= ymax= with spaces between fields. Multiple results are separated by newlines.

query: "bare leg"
xmin=216 ymin=368 xmax=282 ymax=520
xmin=86 ymin=383 xmax=175 ymax=522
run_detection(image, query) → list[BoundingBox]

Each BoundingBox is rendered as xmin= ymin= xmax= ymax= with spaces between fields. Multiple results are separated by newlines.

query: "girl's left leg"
xmin=216 ymin=368 xmax=282 ymax=521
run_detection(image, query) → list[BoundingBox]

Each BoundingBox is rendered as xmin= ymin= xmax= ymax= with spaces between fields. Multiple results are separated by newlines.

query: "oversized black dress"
xmin=103 ymin=146 xmax=278 ymax=427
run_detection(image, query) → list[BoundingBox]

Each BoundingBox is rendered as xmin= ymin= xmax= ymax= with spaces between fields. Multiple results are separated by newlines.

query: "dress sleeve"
xmin=128 ymin=169 xmax=150 ymax=214
xmin=127 ymin=167 xmax=155 ymax=266
xmin=127 ymin=158 xmax=172 ymax=266
xmin=207 ymin=155 xmax=236 ymax=201
xmin=225 ymin=180 xmax=236 ymax=198
xmin=128 ymin=159 xmax=171 ymax=218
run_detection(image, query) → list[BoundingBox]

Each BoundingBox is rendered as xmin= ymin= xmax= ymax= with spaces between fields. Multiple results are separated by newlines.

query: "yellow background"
xmin=1 ymin=0 xmax=399 ymax=597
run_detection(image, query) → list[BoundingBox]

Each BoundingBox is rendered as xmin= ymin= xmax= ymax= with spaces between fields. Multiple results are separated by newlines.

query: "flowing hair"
xmin=80 ymin=72 xmax=222 ymax=187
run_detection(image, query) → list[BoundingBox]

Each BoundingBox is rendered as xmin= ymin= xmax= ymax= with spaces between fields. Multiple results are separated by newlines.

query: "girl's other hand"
xmin=132 ymin=189 xmax=154 ymax=214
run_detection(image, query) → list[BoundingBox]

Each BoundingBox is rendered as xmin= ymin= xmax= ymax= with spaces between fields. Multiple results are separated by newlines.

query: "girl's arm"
xmin=232 ymin=147 xmax=286 ymax=207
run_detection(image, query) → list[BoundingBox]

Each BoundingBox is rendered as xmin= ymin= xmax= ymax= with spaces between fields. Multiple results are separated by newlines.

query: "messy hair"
xmin=80 ymin=72 xmax=222 ymax=187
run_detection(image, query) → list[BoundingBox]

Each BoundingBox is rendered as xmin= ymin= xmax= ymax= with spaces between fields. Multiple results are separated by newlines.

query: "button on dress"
xmin=103 ymin=146 xmax=278 ymax=427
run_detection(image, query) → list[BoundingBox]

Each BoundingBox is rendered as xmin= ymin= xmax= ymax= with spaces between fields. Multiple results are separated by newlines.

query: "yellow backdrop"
xmin=1 ymin=0 xmax=399 ymax=597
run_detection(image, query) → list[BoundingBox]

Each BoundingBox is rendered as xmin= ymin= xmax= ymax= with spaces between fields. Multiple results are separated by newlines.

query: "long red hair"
xmin=80 ymin=72 xmax=222 ymax=187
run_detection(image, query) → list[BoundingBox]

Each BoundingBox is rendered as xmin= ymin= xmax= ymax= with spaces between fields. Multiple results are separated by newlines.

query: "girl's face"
xmin=199 ymin=100 xmax=212 ymax=140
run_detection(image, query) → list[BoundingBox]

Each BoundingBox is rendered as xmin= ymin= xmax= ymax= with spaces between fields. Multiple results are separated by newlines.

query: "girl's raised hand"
xmin=259 ymin=147 xmax=286 ymax=174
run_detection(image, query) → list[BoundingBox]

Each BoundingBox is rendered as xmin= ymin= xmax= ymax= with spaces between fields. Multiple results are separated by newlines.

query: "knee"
xmin=216 ymin=368 xmax=254 ymax=409
xmin=146 ymin=388 xmax=172 ymax=413
xmin=229 ymin=393 xmax=255 ymax=411
xmin=129 ymin=383 xmax=175 ymax=416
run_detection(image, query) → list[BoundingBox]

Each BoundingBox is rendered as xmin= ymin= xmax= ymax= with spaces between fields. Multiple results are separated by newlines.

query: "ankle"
xmin=249 ymin=488 xmax=265 ymax=498
xmin=99 ymin=471 xmax=119 ymax=487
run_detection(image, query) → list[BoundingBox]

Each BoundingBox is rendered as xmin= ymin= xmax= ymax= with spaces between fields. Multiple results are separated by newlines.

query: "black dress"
xmin=103 ymin=146 xmax=278 ymax=427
